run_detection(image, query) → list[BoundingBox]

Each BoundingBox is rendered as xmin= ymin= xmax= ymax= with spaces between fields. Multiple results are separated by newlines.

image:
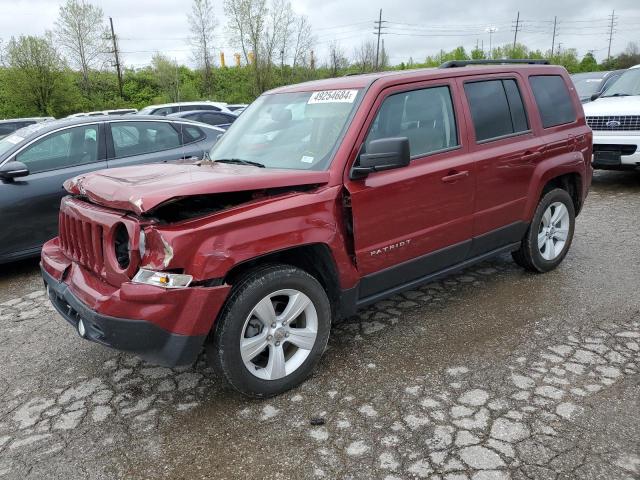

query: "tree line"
xmin=1 ymin=0 xmax=639 ymax=120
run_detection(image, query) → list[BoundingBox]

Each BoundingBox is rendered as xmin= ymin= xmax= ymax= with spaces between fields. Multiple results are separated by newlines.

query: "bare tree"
xmin=4 ymin=34 xmax=65 ymax=114
xmin=225 ymin=0 xmax=306 ymax=93
xmin=54 ymin=0 xmax=108 ymax=92
xmin=290 ymin=15 xmax=313 ymax=69
xmin=353 ymin=40 xmax=376 ymax=73
xmin=188 ymin=0 xmax=217 ymax=96
xmin=328 ymin=41 xmax=348 ymax=77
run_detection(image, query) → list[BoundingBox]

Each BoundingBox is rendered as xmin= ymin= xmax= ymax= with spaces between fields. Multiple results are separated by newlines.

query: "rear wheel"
xmin=512 ymin=188 xmax=575 ymax=273
xmin=206 ymin=264 xmax=331 ymax=398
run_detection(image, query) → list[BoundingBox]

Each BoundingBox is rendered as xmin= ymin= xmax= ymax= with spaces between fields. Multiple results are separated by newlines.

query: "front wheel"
xmin=512 ymin=188 xmax=576 ymax=273
xmin=206 ymin=264 xmax=332 ymax=398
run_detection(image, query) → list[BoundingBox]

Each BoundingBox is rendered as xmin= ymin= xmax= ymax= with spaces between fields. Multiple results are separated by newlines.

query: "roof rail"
xmin=439 ymin=59 xmax=550 ymax=68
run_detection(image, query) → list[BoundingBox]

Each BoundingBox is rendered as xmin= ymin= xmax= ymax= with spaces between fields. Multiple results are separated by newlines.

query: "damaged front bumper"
xmin=41 ymin=238 xmax=231 ymax=367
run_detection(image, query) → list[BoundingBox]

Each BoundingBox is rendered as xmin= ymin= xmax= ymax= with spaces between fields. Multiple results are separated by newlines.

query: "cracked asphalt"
xmin=1 ymin=170 xmax=639 ymax=480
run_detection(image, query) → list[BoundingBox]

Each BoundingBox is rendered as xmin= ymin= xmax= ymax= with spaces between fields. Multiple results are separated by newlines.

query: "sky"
xmin=0 ymin=0 xmax=639 ymax=69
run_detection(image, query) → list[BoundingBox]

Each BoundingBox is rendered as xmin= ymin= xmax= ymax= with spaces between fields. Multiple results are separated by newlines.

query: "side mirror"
xmin=350 ymin=137 xmax=410 ymax=179
xmin=590 ymin=92 xmax=601 ymax=101
xmin=0 ymin=161 xmax=29 ymax=180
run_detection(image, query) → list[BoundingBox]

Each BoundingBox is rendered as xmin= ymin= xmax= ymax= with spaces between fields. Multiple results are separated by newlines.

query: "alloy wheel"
xmin=240 ymin=289 xmax=318 ymax=380
xmin=538 ymin=201 xmax=570 ymax=261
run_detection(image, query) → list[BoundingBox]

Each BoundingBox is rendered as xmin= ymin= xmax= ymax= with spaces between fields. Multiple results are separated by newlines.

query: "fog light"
xmin=132 ymin=269 xmax=193 ymax=289
xmin=78 ymin=319 xmax=86 ymax=337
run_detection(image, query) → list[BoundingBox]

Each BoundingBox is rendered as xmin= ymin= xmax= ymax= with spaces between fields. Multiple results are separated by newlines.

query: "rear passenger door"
xmin=346 ymin=80 xmax=476 ymax=300
xmin=460 ymin=75 xmax=542 ymax=255
xmin=106 ymin=120 xmax=205 ymax=168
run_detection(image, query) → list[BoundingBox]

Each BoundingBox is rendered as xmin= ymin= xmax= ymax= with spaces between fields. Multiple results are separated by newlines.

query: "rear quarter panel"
xmin=521 ymin=69 xmax=592 ymax=220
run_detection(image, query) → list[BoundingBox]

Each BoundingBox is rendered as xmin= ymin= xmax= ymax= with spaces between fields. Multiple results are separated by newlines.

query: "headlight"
xmin=132 ymin=269 xmax=193 ymax=289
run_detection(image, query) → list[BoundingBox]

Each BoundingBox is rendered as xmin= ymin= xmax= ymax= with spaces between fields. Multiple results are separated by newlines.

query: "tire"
xmin=512 ymin=188 xmax=575 ymax=273
xmin=206 ymin=264 xmax=332 ymax=398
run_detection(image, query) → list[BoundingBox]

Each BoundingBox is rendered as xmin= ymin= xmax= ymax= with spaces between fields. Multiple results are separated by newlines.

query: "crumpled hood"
xmin=64 ymin=162 xmax=331 ymax=215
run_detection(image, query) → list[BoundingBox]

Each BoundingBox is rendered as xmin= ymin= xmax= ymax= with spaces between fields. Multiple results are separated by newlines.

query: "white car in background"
xmin=137 ymin=101 xmax=232 ymax=116
xmin=66 ymin=109 xmax=138 ymax=118
xmin=583 ymin=65 xmax=640 ymax=170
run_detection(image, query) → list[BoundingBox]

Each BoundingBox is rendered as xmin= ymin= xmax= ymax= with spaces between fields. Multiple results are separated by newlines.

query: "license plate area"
xmin=593 ymin=151 xmax=621 ymax=165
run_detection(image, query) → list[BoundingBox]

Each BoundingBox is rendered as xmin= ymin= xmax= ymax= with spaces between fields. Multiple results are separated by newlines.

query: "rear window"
xmin=529 ymin=75 xmax=576 ymax=128
xmin=464 ymin=79 xmax=529 ymax=142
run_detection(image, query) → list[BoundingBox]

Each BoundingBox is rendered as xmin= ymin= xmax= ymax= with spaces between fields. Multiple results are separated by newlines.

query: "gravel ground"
xmin=0 ymin=170 xmax=639 ymax=480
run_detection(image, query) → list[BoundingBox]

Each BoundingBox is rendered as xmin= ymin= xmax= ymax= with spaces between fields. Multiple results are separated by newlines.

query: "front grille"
xmin=59 ymin=210 xmax=104 ymax=273
xmin=586 ymin=115 xmax=640 ymax=131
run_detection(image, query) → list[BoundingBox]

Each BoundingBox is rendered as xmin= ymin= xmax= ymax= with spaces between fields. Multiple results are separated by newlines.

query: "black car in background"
xmin=0 ymin=117 xmax=54 ymax=139
xmin=571 ymin=70 xmax=626 ymax=102
xmin=0 ymin=116 xmax=223 ymax=264
xmin=168 ymin=110 xmax=238 ymax=129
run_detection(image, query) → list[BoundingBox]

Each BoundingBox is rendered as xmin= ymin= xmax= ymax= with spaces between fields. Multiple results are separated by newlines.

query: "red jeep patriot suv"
xmin=41 ymin=60 xmax=592 ymax=397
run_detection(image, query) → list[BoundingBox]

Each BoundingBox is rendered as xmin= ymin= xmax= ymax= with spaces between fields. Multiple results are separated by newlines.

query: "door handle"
xmin=441 ymin=170 xmax=469 ymax=183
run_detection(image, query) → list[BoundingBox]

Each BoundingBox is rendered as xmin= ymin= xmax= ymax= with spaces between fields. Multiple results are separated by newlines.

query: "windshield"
xmin=602 ymin=68 xmax=640 ymax=97
xmin=571 ymin=73 xmax=605 ymax=97
xmin=137 ymin=106 xmax=155 ymax=115
xmin=209 ymin=89 xmax=361 ymax=170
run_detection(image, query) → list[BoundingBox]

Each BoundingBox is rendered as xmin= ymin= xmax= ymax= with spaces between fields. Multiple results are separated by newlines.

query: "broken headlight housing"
xmin=132 ymin=269 xmax=193 ymax=289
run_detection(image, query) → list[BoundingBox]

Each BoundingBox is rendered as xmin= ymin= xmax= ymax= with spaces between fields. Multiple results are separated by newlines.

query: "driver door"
xmin=345 ymin=80 xmax=476 ymax=300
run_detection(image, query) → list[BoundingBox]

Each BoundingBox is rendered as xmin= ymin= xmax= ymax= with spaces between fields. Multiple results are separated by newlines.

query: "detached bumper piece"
xmin=41 ymin=266 xmax=205 ymax=367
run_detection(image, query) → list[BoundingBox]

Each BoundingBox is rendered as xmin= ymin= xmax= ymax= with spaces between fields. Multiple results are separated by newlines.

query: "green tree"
xmin=3 ymin=35 xmax=67 ymax=115
xmin=579 ymin=52 xmax=598 ymax=72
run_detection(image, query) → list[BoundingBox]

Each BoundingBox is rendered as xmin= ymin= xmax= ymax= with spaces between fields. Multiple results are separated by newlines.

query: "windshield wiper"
xmin=602 ymin=93 xmax=631 ymax=97
xmin=214 ymin=158 xmax=265 ymax=168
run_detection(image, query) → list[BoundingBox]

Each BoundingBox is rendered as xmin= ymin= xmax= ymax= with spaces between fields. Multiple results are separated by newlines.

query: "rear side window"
xmin=111 ymin=121 xmax=181 ymax=157
xmin=464 ymin=79 xmax=529 ymax=142
xmin=178 ymin=124 xmax=206 ymax=143
xmin=529 ymin=75 xmax=576 ymax=128
xmin=365 ymin=85 xmax=459 ymax=158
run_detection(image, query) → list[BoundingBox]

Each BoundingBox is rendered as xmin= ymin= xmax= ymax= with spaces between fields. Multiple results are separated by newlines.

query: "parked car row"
xmin=0 ymin=115 xmax=224 ymax=264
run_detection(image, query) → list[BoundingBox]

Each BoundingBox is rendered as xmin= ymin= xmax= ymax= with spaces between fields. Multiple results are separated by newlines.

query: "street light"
xmin=485 ymin=26 xmax=498 ymax=58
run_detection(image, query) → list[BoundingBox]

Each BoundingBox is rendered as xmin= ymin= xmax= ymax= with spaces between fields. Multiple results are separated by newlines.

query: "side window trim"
xmin=463 ymin=77 xmax=533 ymax=145
xmin=363 ymin=83 xmax=462 ymax=162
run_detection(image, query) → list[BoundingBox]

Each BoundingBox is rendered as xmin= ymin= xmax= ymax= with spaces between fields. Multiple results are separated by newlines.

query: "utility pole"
xmin=485 ymin=26 xmax=497 ymax=58
xmin=550 ymin=16 xmax=557 ymax=59
xmin=374 ymin=9 xmax=387 ymax=71
xmin=109 ymin=17 xmax=123 ymax=98
xmin=607 ymin=10 xmax=616 ymax=62
xmin=512 ymin=11 xmax=520 ymax=51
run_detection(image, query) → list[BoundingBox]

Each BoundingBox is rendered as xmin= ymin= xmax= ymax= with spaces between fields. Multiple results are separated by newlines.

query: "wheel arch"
xmin=223 ymin=243 xmax=343 ymax=319
xmin=526 ymin=158 xmax=585 ymax=220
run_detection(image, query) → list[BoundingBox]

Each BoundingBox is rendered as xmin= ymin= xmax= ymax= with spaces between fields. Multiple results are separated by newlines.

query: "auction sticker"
xmin=308 ymin=90 xmax=358 ymax=104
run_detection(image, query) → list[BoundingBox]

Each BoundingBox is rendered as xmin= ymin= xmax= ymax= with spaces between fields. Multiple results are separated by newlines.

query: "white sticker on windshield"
xmin=308 ymin=90 xmax=358 ymax=104
xmin=4 ymin=134 xmax=23 ymax=144
xmin=301 ymin=155 xmax=314 ymax=163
